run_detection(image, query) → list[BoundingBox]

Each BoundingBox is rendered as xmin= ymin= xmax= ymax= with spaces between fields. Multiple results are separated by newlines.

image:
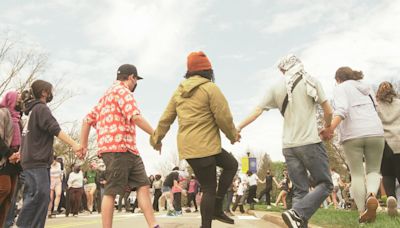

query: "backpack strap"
xmin=368 ymin=94 xmax=377 ymax=111
xmin=280 ymin=75 xmax=303 ymax=116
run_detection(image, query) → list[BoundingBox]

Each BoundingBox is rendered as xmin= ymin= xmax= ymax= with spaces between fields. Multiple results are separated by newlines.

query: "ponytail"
xmin=335 ymin=66 xmax=364 ymax=82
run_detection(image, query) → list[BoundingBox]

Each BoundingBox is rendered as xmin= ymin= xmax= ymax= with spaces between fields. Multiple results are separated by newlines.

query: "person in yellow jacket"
xmin=150 ymin=51 xmax=240 ymax=228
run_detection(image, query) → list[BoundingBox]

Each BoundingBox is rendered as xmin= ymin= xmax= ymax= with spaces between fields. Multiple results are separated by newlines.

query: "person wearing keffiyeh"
xmin=237 ymin=54 xmax=334 ymax=228
xmin=277 ymin=54 xmax=319 ymax=103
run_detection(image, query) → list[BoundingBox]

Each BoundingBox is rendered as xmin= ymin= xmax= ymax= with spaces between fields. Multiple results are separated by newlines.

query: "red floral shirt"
xmin=85 ymin=81 xmax=141 ymax=155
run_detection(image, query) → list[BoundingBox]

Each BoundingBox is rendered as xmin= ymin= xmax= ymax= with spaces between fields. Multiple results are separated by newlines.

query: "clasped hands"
xmin=319 ymin=126 xmax=334 ymax=141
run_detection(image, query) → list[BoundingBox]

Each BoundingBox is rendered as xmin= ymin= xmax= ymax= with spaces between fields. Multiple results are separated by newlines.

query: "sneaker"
xmin=387 ymin=196 xmax=398 ymax=217
xmin=282 ymin=209 xmax=304 ymax=228
xmin=253 ymin=198 xmax=259 ymax=203
xmin=213 ymin=212 xmax=235 ymax=224
xmin=359 ymin=194 xmax=379 ymax=223
xmin=176 ymin=210 xmax=183 ymax=216
xmin=267 ymin=206 xmax=272 ymax=209
xmin=167 ymin=210 xmax=176 ymax=216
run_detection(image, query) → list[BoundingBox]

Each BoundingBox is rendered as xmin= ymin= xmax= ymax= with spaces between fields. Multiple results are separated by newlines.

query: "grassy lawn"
xmin=255 ymin=204 xmax=400 ymax=228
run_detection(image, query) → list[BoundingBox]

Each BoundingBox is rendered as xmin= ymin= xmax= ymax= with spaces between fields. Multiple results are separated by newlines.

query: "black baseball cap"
xmin=117 ymin=64 xmax=143 ymax=80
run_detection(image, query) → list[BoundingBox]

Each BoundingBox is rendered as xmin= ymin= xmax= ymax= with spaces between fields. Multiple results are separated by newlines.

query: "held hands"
xmin=73 ymin=143 xmax=87 ymax=160
xmin=319 ymin=127 xmax=334 ymax=141
xmin=153 ymin=143 xmax=162 ymax=155
xmin=233 ymin=132 xmax=241 ymax=144
xmin=231 ymin=127 xmax=242 ymax=144
xmin=150 ymin=132 xmax=162 ymax=154
xmin=8 ymin=152 xmax=21 ymax=164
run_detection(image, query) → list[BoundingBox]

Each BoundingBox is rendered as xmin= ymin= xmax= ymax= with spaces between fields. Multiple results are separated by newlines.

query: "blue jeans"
xmin=16 ymin=168 xmax=50 ymax=228
xmin=283 ymin=143 xmax=333 ymax=223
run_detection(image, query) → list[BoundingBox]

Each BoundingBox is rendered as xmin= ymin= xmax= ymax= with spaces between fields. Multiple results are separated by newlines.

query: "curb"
xmin=253 ymin=210 xmax=323 ymax=228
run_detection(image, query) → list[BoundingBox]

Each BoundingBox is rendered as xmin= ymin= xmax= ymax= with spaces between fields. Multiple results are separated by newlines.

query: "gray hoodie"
xmin=332 ymin=80 xmax=384 ymax=143
xmin=377 ymin=98 xmax=400 ymax=154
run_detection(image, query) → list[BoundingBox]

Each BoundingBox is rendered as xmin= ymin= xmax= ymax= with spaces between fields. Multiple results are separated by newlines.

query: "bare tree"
xmin=0 ymin=33 xmax=48 ymax=96
xmin=154 ymin=150 xmax=180 ymax=176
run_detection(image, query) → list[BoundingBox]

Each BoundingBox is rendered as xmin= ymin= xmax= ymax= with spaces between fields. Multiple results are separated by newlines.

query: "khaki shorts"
xmin=102 ymin=152 xmax=150 ymax=196
xmin=84 ymin=183 xmax=97 ymax=192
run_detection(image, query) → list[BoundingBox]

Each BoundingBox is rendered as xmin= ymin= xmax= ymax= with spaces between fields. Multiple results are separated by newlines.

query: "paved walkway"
xmin=41 ymin=211 xmax=282 ymax=228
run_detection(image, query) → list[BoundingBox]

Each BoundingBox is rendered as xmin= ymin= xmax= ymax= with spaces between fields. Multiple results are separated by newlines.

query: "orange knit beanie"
xmin=187 ymin=51 xmax=212 ymax=72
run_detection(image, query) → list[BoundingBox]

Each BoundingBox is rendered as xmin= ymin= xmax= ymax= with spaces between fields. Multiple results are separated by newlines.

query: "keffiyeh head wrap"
xmin=277 ymin=54 xmax=319 ymax=103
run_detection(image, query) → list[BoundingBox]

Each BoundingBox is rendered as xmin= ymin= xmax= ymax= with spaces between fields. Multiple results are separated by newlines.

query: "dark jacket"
xmin=20 ymin=100 xmax=61 ymax=170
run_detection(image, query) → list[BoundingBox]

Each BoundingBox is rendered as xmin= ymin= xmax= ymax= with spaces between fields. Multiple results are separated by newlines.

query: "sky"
xmin=1 ymin=0 xmax=400 ymax=174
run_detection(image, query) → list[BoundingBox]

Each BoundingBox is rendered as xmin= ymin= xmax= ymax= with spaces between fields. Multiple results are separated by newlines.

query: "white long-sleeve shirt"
xmin=68 ymin=171 xmax=83 ymax=188
xmin=332 ymin=80 xmax=383 ymax=143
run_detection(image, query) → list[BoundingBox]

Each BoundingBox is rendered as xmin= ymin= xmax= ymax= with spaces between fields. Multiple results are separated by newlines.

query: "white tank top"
xmin=50 ymin=162 xmax=62 ymax=178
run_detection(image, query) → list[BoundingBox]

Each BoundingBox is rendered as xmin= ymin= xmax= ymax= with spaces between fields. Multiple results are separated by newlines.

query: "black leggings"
xmin=186 ymin=149 xmax=238 ymax=228
xmin=258 ymin=187 xmax=272 ymax=205
xmin=173 ymin=192 xmax=182 ymax=211
xmin=381 ymin=142 xmax=400 ymax=198
xmin=187 ymin=192 xmax=198 ymax=210
xmin=153 ymin=189 xmax=162 ymax=211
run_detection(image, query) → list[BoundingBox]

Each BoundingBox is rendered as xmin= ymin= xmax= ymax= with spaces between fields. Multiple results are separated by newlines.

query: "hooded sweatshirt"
xmin=332 ymin=80 xmax=383 ymax=143
xmin=151 ymin=76 xmax=237 ymax=160
xmin=21 ymin=100 xmax=61 ymax=170
xmin=377 ymin=98 xmax=400 ymax=154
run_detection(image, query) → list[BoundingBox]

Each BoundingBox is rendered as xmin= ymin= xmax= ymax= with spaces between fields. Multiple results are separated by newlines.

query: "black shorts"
xmin=102 ymin=152 xmax=150 ymax=195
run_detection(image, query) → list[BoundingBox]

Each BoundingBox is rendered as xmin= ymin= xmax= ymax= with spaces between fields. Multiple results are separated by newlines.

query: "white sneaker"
xmin=282 ymin=209 xmax=305 ymax=228
xmin=253 ymin=198 xmax=259 ymax=203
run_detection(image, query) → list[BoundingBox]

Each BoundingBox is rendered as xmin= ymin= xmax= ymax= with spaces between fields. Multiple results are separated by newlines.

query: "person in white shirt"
xmin=246 ymin=171 xmax=265 ymax=210
xmin=48 ymin=158 xmax=63 ymax=218
xmin=67 ymin=165 xmax=84 ymax=216
xmin=330 ymin=168 xmax=344 ymax=209
xmin=232 ymin=178 xmax=246 ymax=213
xmin=325 ymin=67 xmax=384 ymax=223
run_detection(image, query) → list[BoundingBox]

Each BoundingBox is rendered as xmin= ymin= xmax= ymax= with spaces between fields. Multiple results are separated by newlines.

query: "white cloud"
xmin=83 ymin=0 xmax=208 ymax=79
xmin=300 ymin=0 xmax=400 ymax=93
xmin=236 ymin=0 xmax=400 ymax=163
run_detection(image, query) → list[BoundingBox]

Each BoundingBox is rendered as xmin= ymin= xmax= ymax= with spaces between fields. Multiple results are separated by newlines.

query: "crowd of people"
xmin=0 ymin=52 xmax=399 ymax=228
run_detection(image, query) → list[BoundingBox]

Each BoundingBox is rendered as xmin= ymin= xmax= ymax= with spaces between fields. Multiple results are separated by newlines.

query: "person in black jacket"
xmin=16 ymin=80 xmax=81 ymax=228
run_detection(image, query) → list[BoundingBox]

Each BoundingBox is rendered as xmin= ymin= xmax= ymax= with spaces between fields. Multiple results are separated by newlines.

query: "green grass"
xmin=255 ymin=204 xmax=400 ymax=228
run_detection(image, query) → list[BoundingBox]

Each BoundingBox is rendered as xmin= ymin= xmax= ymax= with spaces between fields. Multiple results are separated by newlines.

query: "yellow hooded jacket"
xmin=150 ymin=76 xmax=237 ymax=160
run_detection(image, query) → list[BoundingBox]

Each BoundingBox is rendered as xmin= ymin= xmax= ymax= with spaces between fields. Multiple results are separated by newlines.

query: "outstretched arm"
xmin=133 ymin=115 xmax=154 ymax=135
xmin=209 ymin=84 xmax=239 ymax=144
xmin=319 ymin=101 xmax=334 ymax=140
xmin=273 ymin=177 xmax=280 ymax=186
xmin=150 ymin=95 xmax=177 ymax=151
xmin=57 ymin=131 xmax=80 ymax=153
xmin=79 ymin=121 xmax=92 ymax=159
xmin=237 ymin=107 xmax=263 ymax=132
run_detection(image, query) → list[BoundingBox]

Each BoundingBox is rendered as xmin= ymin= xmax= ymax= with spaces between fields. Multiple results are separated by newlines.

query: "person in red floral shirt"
xmin=80 ymin=64 xmax=161 ymax=228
